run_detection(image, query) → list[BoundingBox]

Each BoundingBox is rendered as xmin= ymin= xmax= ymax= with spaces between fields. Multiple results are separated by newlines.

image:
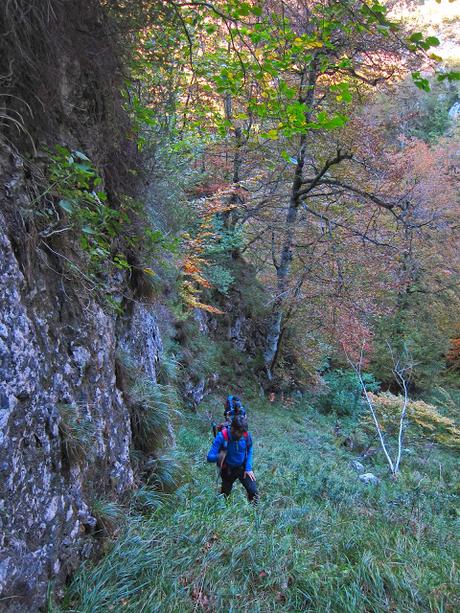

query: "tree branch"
xmin=298 ymin=148 xmax=353 ymax=195
xmin=347 ymin=344 xmax=395 ymax=474
xmin=306 ymin=178 xmax=398 ymax=213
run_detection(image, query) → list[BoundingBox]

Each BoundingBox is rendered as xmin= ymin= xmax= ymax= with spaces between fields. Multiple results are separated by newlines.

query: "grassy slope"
xmin=59 ymin=400 xmax=459 ymax=613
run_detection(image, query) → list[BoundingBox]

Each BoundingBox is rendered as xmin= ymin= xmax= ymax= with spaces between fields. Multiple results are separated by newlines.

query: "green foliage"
xmin=316 ymin=369 xmax=380 ymax=416
xmin=57 ymin=403 xmax=97 ymax=465
xmin=186 ymin=334 xmax=223 ymax=379
xmin=91 ymin=499 xmax=127 ymax=535
xmin=157 ymin=350 xmax=181 ymax=386
xmin=411 ymin=71 xmax=431 ymax=93
xmin=203 ymin=264 xmax=234 ymax=295
xmin=194 ymin=218 xmax=244 ymax=295
xmin=361 ymin=391 xmax=460 ymax=451
xmin=143 ymin=451 xmax=184 ymax=492
xmin=205 ymin=218 xmax=243 ymax=257
xmin=61 ymin=402 xmax=459 ymax=613
xmin=438 ymin=71 xmax=460 ymax=83
xmin=407 ymin=84 xmax=456 ymax=142
xmin=130 ymin=487 xmax=171 ymax=514
xmin=424 ymin=386 xmax=460 ymax=415
xmin=408 ymin=32 xmax=440 ymax=52
xmin=371 ymin=304 xmax=450 ymax=391
xmin=41 ymin=146 xmax=178 ymax=297
xmin=46 ymin=146 xmax=130 ymax=270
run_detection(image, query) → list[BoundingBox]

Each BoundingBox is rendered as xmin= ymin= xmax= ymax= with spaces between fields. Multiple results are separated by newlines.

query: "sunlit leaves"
xmin=408 ymin=32 xmax=440 ymax=51
xmin=412 ymin=71 xmax=431 ymax=92
xmin=260 ymin=128 xmax=279 ymax=140
xmin=438 ymin=71 xmax=460 ymax=82
xmin=331 ymin=82 xmax=353 ymax=104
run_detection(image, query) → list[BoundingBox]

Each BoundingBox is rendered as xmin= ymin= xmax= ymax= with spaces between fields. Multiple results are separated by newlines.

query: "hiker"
xmin=224 ymin=395 xmax=247 ymax=420
xmin=207 ymin=414 xmax=258 ymax=503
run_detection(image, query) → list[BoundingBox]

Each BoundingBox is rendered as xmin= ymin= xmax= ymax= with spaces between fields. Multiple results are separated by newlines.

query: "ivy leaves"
xmin=44 ymin=147 xmax=173 ymax=285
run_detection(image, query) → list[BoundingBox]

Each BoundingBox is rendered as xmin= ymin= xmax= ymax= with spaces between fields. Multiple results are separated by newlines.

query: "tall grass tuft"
xmin=91 ymin=499 xmax=126 ymax=536
xmin=57 ymin=403 xmax=97 ymax=465
xmin=144 ymin=452 xmax=184 ymax=492
xmin=129 ymin=380 xmax=175 ymax=455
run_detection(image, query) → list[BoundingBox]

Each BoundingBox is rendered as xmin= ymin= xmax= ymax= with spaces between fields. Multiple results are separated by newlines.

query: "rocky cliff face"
xmin=0 ymin=1 xmax=267 ymax=607
xmin=0 ymin=147 xmax=163 ymax=612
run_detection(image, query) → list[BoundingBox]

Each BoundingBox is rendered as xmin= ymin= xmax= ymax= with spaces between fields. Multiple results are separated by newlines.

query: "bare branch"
xmin=346 ymin=343 xmax=395 ymax=474
xmin=298 ymin=148 xmax=353 ymax=195
xmin=307 ymin=178 xmax=398 ymax=213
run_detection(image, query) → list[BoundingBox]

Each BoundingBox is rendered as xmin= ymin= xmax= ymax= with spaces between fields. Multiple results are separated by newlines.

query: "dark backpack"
xmin=212 ymin=420 xmax=230 ymax=438
xmin=224 ymin=396 xmax=246 ymax=420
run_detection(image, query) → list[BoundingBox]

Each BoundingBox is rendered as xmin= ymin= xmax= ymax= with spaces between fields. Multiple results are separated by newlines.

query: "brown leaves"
xmin=191 ymin=587 xmax=210 ymax=610
xmin=447 ymin=333 xmax=460 ymax=371
xmin=201 ymin=533 xmax=219 ymax=552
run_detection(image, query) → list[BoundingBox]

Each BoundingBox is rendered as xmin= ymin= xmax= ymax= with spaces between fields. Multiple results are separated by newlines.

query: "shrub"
xmin=157 ymin=350 xmax=181 ymax=385
xmin=362 ymin=392 xmax=460 ymax=450
xmin=203 ymin=264 xmax=234 ymax=295
xmin=144 ymin=451 xmax=184 ymax=492
xmin=129 ymin=380 xmax=180 ymax=456
xmin=45 ymin=147 xmax=120 ymax=267
xmin=424 ymin=386 xmax=460 ymax=414
xmin=316 ymin=369 xmax=380 ymax=416
xmin=91 ymin=499 xmax=126 ymax=536
xmin=131 ymin=486 xmax=170 ymax=514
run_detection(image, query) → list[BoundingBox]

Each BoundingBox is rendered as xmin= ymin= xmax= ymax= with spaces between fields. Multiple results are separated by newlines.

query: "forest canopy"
xmin=108 ymin=0 xmax=459 ymax=388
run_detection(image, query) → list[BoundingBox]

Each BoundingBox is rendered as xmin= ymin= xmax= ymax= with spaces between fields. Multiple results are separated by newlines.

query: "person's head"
xmin=230 ymin=414 xmax=248 ymax=440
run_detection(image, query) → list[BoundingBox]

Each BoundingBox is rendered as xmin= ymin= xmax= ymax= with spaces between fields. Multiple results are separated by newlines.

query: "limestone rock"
xmin=0 ymin=144 xmax=168 ymax=611
xmin=359 ymin=472 xmax=380 ymax=485
xmin=351 ymin=460 xmax=365 ymax=473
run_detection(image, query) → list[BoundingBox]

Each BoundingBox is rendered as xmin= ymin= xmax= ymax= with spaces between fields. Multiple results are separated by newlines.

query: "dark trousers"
xmin=220 ymin=465 xmax=259 ymax=503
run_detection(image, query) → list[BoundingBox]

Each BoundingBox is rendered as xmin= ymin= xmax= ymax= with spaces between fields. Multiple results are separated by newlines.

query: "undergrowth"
xmin=56 ymin=400 xmax=459 ymax=613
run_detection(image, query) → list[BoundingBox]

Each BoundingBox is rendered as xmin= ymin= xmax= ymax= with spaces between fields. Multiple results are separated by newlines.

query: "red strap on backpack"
xmin=221 ymin=428 xmax=248 ymax=441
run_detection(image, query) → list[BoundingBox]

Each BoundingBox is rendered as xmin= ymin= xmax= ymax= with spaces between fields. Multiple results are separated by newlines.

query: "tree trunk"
xmin=263 ymin=61 xmax=317 ymax=378
xmin=263 ymin=188 xmax=302 ymax=377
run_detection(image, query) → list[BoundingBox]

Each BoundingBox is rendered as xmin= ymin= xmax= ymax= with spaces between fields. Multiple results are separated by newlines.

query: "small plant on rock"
xmin=91 ymin=499 xmax=126 ymax=536
xmin=57 ymin=403 xmax=97 ymax=465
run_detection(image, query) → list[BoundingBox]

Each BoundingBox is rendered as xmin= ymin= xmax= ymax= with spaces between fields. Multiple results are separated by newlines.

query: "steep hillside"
xmin=58 ymin=399 xmax=459 ymax=613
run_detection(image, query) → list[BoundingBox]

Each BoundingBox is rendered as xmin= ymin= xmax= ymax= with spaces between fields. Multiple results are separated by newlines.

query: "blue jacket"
xmin=207 ymin=430 xmax=253 ymax=472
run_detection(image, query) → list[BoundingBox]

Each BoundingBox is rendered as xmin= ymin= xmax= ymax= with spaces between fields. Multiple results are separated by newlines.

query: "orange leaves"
xmin=447 ymin=332 xmax=460 ymax=370
xmin=179 ymin=187 xmax=236 ymax=314
xmin=183 ymin=258 xmax=211 ymax=287
xmin=180 ymin=278 xmax=224 ymax=314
